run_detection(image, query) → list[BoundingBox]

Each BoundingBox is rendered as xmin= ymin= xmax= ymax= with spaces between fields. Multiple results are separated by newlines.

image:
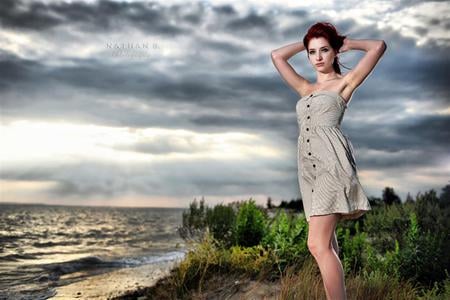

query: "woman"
xmin=271 ymin=22 xmax=386 ymax=299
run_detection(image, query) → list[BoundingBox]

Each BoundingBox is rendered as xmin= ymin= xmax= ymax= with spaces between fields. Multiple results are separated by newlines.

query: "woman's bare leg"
xmin=331 ymin=229 xmax=339 ymax=257
xmin=308 ymin=214 xmax=346 ymax=300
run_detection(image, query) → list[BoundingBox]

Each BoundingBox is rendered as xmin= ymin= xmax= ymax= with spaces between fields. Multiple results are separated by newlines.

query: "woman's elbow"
xmin=271 ymin=50 xmax=279 ymax=59
xmin=271 ymin=51 xmax=285 ymax=61
xmin=378 ymin=40 xmax=387 ymax=51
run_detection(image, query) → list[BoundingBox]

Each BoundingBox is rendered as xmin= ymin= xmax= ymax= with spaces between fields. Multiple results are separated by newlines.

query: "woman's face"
xmin=307 ymin=37 xmax=336 ymax=72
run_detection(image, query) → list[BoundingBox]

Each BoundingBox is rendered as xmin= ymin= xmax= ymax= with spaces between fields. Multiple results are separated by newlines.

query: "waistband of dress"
xmin=299 ymin=124 xmax=342 ymax=128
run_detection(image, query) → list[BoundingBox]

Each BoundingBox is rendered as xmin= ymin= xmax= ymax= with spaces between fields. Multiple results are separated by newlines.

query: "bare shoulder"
xmin=296 ymin=83 xmax=316 ymax=98
xmin=297 ymin=72 xmax=357 ymax=101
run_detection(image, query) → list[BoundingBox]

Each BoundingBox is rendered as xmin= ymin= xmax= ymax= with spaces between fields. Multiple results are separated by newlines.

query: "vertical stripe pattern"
xmin=296 ymin=90 xmax=372 ymax=223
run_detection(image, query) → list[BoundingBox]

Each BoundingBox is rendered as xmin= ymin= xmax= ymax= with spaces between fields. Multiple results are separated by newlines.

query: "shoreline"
xmin=50 ymin=258 xmax=182 ymax=299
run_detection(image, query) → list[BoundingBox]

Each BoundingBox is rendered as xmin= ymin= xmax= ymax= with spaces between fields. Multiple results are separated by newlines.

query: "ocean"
xmin=0 ymin=203 xmax=188 ymax=299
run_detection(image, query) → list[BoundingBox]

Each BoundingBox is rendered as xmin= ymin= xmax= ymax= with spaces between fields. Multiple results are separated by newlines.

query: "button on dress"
xmin=296 ymin=90 xmax=371 ymax=222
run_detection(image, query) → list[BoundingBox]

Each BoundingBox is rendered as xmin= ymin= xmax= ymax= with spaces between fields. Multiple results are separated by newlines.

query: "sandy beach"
xmin=50 ymin=259 xmax=181 ymax=299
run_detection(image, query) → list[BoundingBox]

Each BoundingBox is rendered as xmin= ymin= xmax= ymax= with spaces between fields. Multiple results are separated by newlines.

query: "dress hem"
xmin=306 ymin=208 xmax=371 ymax=223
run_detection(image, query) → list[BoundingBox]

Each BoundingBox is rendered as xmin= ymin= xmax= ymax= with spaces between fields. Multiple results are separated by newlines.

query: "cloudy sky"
xmin=0 ymin=0 xmax=449 ymax=208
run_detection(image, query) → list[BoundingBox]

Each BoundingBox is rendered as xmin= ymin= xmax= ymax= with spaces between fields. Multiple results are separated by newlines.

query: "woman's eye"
xmin=309 ymin=49 xmax=328 ymax=54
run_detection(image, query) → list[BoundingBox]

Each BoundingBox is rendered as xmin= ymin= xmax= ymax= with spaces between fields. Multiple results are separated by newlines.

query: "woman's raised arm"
xmin=342 ymin=38 xmax=387 ymax=90
xmin=271 ymin=42 xmax=310 ymax=96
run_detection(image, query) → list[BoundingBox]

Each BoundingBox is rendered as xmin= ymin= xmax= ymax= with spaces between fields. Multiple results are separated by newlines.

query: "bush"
xmin=261 ymin=209 xmax=309 ymax=271
xmin=413 ymin=189 xmax=450 ymax=287
xmin=234 ymin=199 xmax=267 ymax=247
xmin=362 ymin=211 xmax=448 ymax=290
xmin=178 ymin=197 xmax=209 ymax=242
xmin=363 ymin=203 xmax=412 ymax=253
xmin=206 ymin=204 xmax=236 ymax=248
xmin=228 ymin=244 xmax=273 ymax=276
xmin=398 ymin=212 xmax=447 ymax=288
xmin=339 ymin=221 xmax=370 ymax=276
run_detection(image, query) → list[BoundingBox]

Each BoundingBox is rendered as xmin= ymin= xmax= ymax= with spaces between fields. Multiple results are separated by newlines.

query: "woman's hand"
xmin=338 ymin=37 xmax=350 ymax=54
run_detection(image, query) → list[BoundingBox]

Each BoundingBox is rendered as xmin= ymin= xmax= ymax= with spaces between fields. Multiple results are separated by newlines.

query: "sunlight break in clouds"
xmin=1 ymin=120 xmax=285 ymax=206
xmin=1 ymin=120 xmax=280 ymax=165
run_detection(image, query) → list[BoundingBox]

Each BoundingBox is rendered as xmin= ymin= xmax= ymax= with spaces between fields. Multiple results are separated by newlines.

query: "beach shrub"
xmin=171 ymin=231 xmax=226 ymax=296
xmin=361 ymin=210 xmax=448 ymax=291
xmin=205 ymin=203 xmax=236 ymax=248
xmin=397 ymin=212 xmax=447 ymax=288
xmin=179 ymin=197 xmax=209 ymax=242
xmin=416 ymin=272 xmax=450 ymax=300
xmin=415 ymin=190 xmax=445 ymax=233
xmin=228 ymin=244 xmax=273 ymax=276
xmin=338 ymin=222 xmax=370 ymax=276
xmin=234 ymin=199 xmax=267 ymax=247
xmin=261 ymin=209 xmax=309 ymax=271
xmin=363 ymin=203 xmax=411 ymax=253
xmin=414 ymin=189 xmax=450 ymax=284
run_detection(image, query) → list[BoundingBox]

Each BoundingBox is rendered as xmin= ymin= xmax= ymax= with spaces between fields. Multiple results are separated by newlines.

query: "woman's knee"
xmin=307 ymin=214 xmax=339 ymax=257
xmin=307 ymin=237 xmax=331 ymax=258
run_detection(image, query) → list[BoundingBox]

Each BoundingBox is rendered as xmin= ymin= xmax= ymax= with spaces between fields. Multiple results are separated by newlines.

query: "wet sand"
xmin=50 ymin=259 xmax=180 ymax=299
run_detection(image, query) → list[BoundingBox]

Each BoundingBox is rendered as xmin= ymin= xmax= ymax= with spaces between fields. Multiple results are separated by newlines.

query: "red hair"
xmin=302 ymin=22 xmax=349 ymax=74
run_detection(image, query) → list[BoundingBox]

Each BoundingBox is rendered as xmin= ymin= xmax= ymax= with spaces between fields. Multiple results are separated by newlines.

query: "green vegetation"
xmin=132 ymin=185 xmax=450 ymax=299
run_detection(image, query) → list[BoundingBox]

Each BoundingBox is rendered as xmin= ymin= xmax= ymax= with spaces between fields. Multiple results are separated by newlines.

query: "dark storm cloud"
xmin=0 ymin=1 xmax=447 ymax=120
xmin=343 ymin=114 xmax=450 ymax=169
xmin=225 ymin=12 xmax=272 ymax=31
xmin=0 ymin=0 xmax=187 ymax=35
xmin=0 ymin=0 xmax=61 ymax=30
xmin=415 ymin=56 xmax=450 ymax=100
xmin=0 ymin=52 xmax=227 ymax=106
xmin=398 ymin=114 xmax=450 ymax=149
xmin=0 ymin=48 xmax=293 ymax=112
xmin=0 ymin=52 xmax=39 ymax=92
xmin=3 ymin=0 xmax=443 ymax=108
xmin=212 ymin=4 xmax=237 ymax=16
xmin=200 ymin=7 xmax=276 ymax=39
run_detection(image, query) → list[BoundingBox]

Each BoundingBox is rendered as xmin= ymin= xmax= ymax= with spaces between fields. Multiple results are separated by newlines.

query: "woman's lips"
xmin=316 ymin=63 xmax=324 ymax=66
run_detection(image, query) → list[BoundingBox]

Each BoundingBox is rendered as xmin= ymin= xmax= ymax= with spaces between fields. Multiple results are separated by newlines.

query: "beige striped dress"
xmin=296 ymin=90 xmax=372 ymax=222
